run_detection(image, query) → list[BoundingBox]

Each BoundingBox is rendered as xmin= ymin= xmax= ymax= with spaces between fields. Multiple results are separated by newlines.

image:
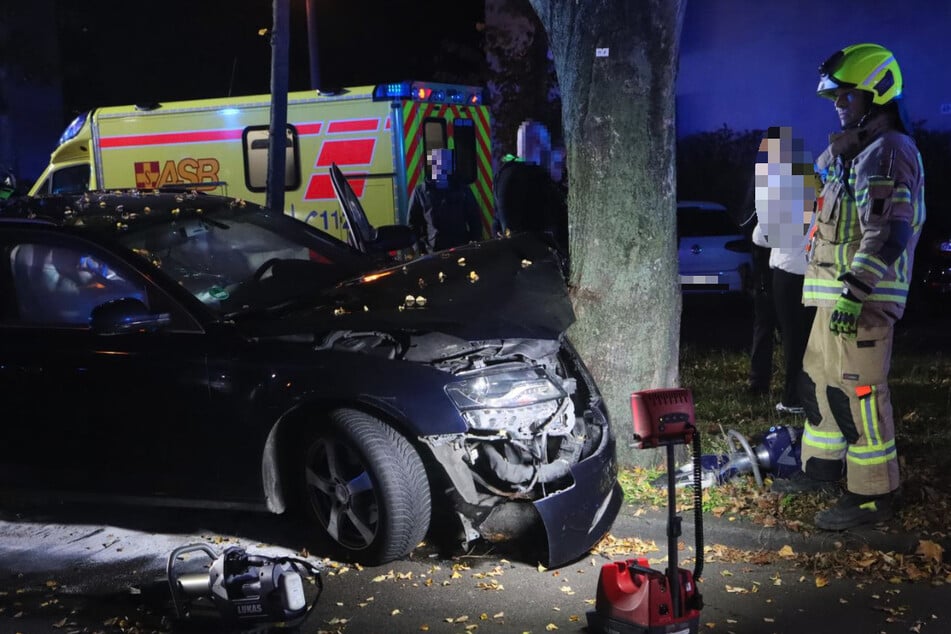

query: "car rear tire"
xmin=300 ymin=408 xmax=431 ymax=565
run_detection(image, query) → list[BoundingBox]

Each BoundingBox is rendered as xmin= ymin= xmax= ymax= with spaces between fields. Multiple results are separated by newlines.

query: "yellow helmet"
xmin=817 ymin=43 xmax=903 ymax=106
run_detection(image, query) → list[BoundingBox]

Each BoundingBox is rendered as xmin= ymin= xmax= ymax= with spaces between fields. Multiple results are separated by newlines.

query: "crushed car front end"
xmin=406 ymin=333 xmax=621 ymax=568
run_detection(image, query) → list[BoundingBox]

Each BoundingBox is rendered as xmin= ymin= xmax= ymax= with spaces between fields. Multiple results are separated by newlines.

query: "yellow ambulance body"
xmin=29 ymin=81 xmax=494 ymax=243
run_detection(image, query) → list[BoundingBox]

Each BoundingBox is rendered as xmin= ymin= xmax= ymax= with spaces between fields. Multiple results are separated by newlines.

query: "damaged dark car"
xmin=0 ymin=189 xmax=621 ymax=568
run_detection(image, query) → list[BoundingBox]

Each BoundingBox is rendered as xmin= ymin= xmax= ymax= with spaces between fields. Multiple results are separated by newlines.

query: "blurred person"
xmin=772 ymin=44 xmax=926 ymax=532
xmin=493 ymin=120 xmax=569 ymax=274
xmin=747 ymin=239 xmax=776 ymax=395
xmin=751 ymin=126 xmax=818 ymax=414
xmin=408 ymin=148 xmax=483 ymax=253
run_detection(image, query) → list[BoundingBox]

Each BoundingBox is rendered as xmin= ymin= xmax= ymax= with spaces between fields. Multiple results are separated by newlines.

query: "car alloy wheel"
xmin=301 ymin=408 xmax=432 ymax=565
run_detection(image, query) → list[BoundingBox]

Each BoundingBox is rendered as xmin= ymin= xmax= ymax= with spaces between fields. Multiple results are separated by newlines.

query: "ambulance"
xmin=29 ymin=81 xmax=494 ymax=243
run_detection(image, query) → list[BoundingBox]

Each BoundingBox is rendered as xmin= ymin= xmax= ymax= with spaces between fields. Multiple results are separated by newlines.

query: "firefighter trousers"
xmin=798 ymin=302 xmax=900 ymax=496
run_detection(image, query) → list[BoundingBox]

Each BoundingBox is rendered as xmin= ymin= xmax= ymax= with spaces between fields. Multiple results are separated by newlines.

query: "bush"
xmin=676 ymin=126 xmax=764 ymax=223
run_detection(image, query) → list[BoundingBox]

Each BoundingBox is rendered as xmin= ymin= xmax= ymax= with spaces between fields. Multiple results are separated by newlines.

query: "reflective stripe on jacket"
xmin=804 ymin=127 xmax=925 ymax=308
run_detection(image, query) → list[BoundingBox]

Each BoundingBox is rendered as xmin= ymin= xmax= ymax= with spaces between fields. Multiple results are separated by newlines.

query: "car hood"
xmin=241 ymin=233 xmax=575 ymax=340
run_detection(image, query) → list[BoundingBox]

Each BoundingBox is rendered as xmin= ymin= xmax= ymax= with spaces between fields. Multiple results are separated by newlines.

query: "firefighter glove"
xmin=829 ymin=291 xmax=862 ymax=339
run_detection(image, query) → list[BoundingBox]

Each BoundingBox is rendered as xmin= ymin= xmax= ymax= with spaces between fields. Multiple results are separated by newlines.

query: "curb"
xmin=608 ymin=504 xmax=923 ymax=559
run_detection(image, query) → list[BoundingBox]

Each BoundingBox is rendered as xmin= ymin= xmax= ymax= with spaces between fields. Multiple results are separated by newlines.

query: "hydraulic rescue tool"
xmin=587 ymin=387 xmax=704 ymax=634
xmin=166 ymin=543 xmax=323 ymax=630
xmin=668 ymin=424 xmax=803 ymax=489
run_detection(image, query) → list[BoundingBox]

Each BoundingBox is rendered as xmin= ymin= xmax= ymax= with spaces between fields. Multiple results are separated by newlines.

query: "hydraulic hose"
xmin=726 ymin=429 xmax=763 ymax=487
xmin=692 ymin=431 xmax=704 ymax=582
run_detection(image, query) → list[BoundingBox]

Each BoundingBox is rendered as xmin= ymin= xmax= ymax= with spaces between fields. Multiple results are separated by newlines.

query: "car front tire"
xmin=300 ymin=408 xmax=431 ymax=565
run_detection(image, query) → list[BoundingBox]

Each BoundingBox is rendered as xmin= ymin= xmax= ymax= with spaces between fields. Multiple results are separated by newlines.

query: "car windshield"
xmin=117 ymin=203 xmax=372 ymax=317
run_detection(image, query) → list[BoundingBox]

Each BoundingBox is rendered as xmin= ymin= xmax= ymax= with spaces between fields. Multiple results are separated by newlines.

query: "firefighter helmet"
xmin=817 ymin=43 xmax=903 ymax=106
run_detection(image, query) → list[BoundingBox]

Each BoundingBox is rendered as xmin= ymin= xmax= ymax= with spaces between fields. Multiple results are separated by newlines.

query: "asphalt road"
xmin=0 ymin=497 xmax=947 ymax=634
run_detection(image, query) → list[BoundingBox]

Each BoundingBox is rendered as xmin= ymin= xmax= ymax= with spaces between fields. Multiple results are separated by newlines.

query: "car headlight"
xmin=446 ymin=367 xmax=566 ymax=410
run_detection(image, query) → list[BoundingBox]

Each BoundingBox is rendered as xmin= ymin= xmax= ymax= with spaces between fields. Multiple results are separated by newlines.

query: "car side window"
xmin=9 ymin=240 xmax=147 ymax=326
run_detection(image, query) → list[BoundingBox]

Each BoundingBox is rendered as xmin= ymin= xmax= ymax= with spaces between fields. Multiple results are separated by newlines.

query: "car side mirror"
xmin=90 ymin=297 xmax=171 ymax=335
xmin=371 ymin=224 xmax=416 ymax=252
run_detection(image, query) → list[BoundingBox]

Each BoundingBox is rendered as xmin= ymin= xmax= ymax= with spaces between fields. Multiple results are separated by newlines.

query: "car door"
xmin=0 ymin=228 xmax=218 ymax=500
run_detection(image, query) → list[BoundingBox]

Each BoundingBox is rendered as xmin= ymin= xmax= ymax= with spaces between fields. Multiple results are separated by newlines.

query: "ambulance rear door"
xmin=379 ymin=81 xmax=493 ymax=235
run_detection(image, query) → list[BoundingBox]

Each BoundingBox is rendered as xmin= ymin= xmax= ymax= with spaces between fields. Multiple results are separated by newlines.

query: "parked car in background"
xmin=916 ymin=224 xmax=951 ymax=305
xmin=0 ymin=189 xmax=621 ymax=568
xmin=677 ymin=200 xmax=753 ymax=294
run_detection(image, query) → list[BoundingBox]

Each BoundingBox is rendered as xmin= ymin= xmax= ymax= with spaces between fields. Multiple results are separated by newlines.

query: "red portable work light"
xmin=587 ymin=388 xmax=704 ymax=634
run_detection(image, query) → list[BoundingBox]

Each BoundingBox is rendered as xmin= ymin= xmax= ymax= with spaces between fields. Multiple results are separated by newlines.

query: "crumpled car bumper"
xmin=534 ymin=422 xmax=622 ymax=568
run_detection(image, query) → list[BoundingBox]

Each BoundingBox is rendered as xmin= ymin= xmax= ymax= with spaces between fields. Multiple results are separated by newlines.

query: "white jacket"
xmin=752 ymin=222 xmax=808 ymax=276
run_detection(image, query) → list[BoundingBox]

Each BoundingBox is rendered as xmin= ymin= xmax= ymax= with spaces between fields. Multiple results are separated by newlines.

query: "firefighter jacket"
xmin=804 ymin=113 xmax=926 ymax=316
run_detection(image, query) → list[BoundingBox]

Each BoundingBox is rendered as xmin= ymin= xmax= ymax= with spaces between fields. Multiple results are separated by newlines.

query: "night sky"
xmin=55 ymin=0 xmax=486 ymax=120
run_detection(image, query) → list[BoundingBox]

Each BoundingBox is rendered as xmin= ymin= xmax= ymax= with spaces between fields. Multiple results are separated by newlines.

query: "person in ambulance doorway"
xmin=771 ymin=44 xmax=926 ymax=532
xmin=408 ymin=148 xmax=483 ymax=254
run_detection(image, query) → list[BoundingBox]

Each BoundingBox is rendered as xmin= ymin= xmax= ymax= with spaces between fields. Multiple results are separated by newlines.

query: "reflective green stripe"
xmin=805 ymin=276 xmax=911 ymax=303
xmin=892 ymin=185 xmax=911 ymax=204
xmin=803 ymin=278 xmax=843 ymax=301
xmin=858 ymin=384 xmax=881 ymax=445
xmin=853 ymin=252 xmax=887 ymax=277
xmin=847 ymin=385 xmax=896 ymax=466
xmin=802 ymin=423 xmax=847 ymax=452
xmin=867 ymin=285 xmax=909 ymax=303
xmin=847 ymin=439 xmax=896 ymax=465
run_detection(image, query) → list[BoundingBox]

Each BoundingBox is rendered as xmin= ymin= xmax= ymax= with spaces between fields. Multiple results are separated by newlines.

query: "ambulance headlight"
xmin=59 ymin=112 xmax=89 ymax=145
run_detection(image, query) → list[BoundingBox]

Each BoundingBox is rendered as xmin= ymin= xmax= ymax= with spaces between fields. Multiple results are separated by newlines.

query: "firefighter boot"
xmin=814 ymin=490 xmax=899 ymax=531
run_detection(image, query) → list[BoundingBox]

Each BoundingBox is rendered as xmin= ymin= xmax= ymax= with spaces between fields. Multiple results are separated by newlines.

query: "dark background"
xmin=55 ymin=0 xmax=486 ymax=121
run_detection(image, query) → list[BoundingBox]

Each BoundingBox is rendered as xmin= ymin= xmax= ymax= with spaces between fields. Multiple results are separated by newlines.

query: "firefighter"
xmin=771 ymin=44 xmax=926 ymax=530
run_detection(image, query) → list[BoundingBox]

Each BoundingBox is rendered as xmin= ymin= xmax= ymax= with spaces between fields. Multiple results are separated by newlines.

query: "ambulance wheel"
xmin=299 ymin=408 xmax=432 ymax=565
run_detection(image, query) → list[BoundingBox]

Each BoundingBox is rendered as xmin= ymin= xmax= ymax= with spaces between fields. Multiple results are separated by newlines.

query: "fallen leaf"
xmin=815 ymin=576 xmax=829 ymax=588
xmin=916 ymin=540 xmax=944 ymax=564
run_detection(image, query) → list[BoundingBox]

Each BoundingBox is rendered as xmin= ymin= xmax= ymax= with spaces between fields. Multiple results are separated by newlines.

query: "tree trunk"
xmin=528 ymin=0 xmax=685 ymax=467
xmin=483 ymin=0 xmax=561 ymax=162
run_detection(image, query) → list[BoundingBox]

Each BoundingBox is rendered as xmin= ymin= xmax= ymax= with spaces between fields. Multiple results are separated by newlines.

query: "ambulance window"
xmin=242 ymin=125 xmax=301 ymax=193
xmin=423 ymin=119 xmax=447 ymax=157
xmin=452 ymin=118 xmax=477 ymax=185
xmin=50 ymin=165 xmax=90 ymax=195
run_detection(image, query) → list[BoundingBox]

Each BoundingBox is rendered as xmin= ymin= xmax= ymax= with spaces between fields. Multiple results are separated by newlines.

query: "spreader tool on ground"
xmin=587 ymin=387 xmax=704 ymax=634
xmin=166 ymin=543 xmax=322 ymax=631
xmin=665 ymin=424 xmax=803 ymax=489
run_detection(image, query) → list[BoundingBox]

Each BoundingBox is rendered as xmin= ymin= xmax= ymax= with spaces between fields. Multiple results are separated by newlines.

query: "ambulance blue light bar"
xmin=373 ymin=81 xmax=483 ymax=106
xmin=59 ymin=111 xmax=90 ymax=145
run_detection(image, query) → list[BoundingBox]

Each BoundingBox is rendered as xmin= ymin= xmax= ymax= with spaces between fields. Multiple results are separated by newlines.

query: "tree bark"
xmin=528 ymin=0 xmax=685 ymax=466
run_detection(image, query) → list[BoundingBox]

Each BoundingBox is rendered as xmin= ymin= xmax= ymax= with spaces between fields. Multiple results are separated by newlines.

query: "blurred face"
xmin=833 ymin=88 xmax=870 ymax=129
xmin=754 ymin=127 xmax=816 ymax=248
